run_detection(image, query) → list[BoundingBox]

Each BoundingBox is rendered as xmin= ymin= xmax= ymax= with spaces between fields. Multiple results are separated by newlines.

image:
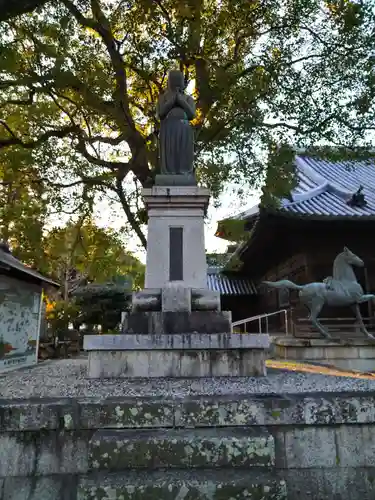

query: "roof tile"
xmin=230 ymin=155 xmax=375 ymax=221
xmin=207 ymin=269 xmax=257 ymax=295
xmin=281 ymin=156 xmax=375 ymax=217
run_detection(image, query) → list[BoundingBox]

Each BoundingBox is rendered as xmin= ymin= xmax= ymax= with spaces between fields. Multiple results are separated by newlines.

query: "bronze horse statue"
xmin=263 ymin=247 xmax=375 ymax=339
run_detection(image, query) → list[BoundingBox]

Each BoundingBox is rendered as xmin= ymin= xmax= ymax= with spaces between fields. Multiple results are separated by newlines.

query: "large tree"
xmin=43 ymin=219 xmax=145 ymax=297
xmin=1 ymin=0 xmax=374 ymax=247
xmin=0 ymin=148 xmax=50 ymax=267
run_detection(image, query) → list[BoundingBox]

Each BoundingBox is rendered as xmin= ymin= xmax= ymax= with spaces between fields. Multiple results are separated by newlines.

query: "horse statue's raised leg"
xmin=352 ymin=302 xmax=375 ymax=340
xmin=306 ymin=296 xmax=332 ymax=339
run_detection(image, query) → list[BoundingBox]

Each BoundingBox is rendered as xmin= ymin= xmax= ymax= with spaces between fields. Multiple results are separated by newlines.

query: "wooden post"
xmin=364 ymin=266 xmax=373 ymax=320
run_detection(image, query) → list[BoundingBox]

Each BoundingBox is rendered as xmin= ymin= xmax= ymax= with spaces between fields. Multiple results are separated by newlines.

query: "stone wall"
xmin=1 ymin=392 xmax=375 ymax=499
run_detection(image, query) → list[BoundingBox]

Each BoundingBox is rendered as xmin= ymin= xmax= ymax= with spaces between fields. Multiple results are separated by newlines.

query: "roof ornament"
xmin=347 ymin=185 xmax=367 ymax=208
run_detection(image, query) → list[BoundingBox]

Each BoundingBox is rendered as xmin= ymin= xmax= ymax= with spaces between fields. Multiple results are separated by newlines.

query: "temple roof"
xmin=281 ymin=155 xmax=375 ymax=217
xmin=218 ymin=154 xmax=375 ymax=274
xmin=221 ymin=155 xmax=375 ymax=226
xmin=206 ymin=266 xmax=257 ymax=295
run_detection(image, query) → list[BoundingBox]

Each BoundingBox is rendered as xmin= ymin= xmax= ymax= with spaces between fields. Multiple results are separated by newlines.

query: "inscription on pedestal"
xmin=169 ymin=227 xmax=183 ymax=281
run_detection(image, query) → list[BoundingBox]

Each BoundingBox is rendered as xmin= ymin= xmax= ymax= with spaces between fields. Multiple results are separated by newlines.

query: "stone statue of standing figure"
xmin=156 ymin=70 xmax=196 ymax=183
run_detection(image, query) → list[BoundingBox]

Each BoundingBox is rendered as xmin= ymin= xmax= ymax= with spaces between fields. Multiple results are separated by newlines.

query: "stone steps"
xmin=78 ymin=469 xmax=287 ymax=499
xmin=2 ymin=392 xmax=375 ymax=499
xmin=88 ymin=427 xmax=275 ymax=471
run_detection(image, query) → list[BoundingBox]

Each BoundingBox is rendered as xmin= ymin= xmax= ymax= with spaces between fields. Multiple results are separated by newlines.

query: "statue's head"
xmin=342 ymin=246 xmax=364 ymax=267
xmin=168 ymin=70 xmax=185 ymax=91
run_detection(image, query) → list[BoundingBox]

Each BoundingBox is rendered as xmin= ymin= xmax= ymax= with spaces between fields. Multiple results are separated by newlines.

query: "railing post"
xmin=285 ymin=310 xmax=289 ymax=336
xmin=232 ymin=308 xmax=293 ymax=336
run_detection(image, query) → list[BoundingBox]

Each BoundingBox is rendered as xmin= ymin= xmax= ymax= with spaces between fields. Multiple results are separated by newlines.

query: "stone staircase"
xmin=2 ymin=391 xmax=375 ymax=499
xmin=80 ymin=423 xmax=285 ymax=499
xmin=293 ymin=317 xmax=375 ymax=339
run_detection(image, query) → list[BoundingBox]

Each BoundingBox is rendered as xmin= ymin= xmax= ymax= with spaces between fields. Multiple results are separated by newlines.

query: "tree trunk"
xmin=115 ymin=177 xmax=148 ymax=249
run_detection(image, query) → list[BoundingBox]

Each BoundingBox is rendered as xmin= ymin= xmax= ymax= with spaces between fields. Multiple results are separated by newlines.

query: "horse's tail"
xmin=262 ymin=280 xmax=303 ymax=291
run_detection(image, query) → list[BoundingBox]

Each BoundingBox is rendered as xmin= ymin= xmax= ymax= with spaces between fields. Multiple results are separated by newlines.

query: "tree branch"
xmin=76 ymin=138 xmax=131 ymax=176
xmin=3 ymin=88 xmax=37 ymax=106
xmin=60 ymin=0 xmax=98 ymax=30
xmin=0 ymin=122 xmax=79 ymax=149
xmin=86 ymin=133 xmax=126 ymax=145
xmin=259 ymin=113 xmax=340 ymax=135
xmin=0 ymin=0 xmax=48 ymax=21
xmin=0 ymin=75 xmax=48 ymax=89
xmin=62 ymin=0 xmax=132 ymax=125
xmin=114 ymin=177 xmax=147 ymax=249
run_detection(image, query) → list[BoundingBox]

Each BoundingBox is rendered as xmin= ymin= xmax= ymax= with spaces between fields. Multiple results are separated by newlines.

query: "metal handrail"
xmin=232 ymin=309 xmax=289 ymax=335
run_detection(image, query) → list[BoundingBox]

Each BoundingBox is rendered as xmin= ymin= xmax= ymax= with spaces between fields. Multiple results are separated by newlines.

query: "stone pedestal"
xmin=85 ymin=282 xmax=270 ymax=378
xmin=84 ymin=333 xmax=270 ymax=378
xmin=84 ymin=182 xmax=270 ymax=379
xmin=143 ymin=185 xmax=209 ymax=289
xmin=274 ymin=337 xmax=375 ymax=372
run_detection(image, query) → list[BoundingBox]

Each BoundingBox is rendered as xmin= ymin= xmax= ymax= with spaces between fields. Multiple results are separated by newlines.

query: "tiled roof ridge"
xmin=284 ymin=156 xmax=354 ymax=207
xmin=219 ymin=153 xmax=375 ymax=228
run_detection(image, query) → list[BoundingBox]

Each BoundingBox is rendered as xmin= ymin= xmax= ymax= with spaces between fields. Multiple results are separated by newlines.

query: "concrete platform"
xmin=84 ymin=333 xmax=270 ymax=378
xmin=274 ymin=337 xmax=375 ymax=372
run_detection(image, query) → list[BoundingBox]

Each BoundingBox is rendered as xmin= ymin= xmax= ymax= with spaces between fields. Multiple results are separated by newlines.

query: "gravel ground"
xmin=1 ymin=357 xmax=375 ymax=399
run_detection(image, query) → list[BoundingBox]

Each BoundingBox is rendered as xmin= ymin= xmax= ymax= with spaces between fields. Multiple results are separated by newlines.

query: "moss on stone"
xmin=88 ymin=430 xmax=275 ymax=470
xmin=79 ymin=479 xmax=287 ymax=500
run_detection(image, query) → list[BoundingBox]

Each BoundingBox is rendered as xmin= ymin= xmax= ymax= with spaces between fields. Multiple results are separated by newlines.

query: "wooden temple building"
xmin=213 ymin=155 xmax=375 ymax=333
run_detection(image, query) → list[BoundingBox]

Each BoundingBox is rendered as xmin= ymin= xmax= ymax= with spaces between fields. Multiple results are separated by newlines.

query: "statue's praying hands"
xmin=156 ymin=70 xmax=196 ymax=176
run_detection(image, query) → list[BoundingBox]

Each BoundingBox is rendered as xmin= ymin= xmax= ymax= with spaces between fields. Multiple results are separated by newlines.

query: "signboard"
xmin=0 ymin=278 xmax=41 ymax=373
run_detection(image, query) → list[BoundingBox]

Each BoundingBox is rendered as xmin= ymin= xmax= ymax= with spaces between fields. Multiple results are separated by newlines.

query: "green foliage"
xmin=71 ymin=282 xmax=132 ymax=333
xmin=45 ymin=298 xmax=80 ymax=335
xmin=0 ymin=0 xmax=375 ymax=246
xmin=260 ymin=145 xmax=297 ymax=208
xmin=224 ymin=252 xmax=244 ymax=272
xmin=303 ymin=146 xmax=375 ymax=165
xmin=206 ymin=252 xmax=231 ymax=268
xmin=43 ymin=220 xmax=145 ymax=293
xmin=0 ymin=148 xmax=50 ymax=269
xmin=215 ymin=218 xmax=250 ymax=243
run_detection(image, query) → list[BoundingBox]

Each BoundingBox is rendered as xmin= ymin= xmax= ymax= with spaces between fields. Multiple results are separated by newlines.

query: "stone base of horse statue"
xmin=273 ymin=336 xmax=375 ymax=371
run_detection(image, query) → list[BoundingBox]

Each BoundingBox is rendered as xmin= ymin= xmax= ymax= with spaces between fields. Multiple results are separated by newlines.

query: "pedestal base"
xmin=84 ymin=334 xmax=270 ymax=378
xmin=274 ymin=337 xmax=375 ymax=372
xmin=154 ymin=173 xmax=196 ymax=186
xmin=122 ymin=310 xmax=232 ymax=334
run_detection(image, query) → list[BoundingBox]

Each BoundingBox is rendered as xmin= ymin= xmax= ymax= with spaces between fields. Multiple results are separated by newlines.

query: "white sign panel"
xmin=0 ymin=278 xmax=41 ymax=373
